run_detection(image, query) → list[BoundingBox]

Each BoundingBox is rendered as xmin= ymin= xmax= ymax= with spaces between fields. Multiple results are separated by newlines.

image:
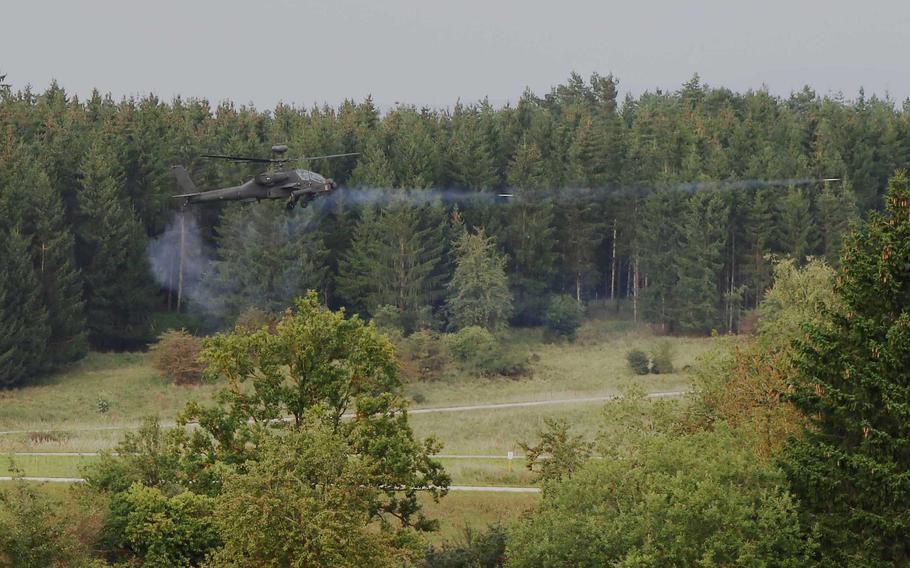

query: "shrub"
xmin=626 ymin=349 xmax=650 ymax=375
xmin=112 ymin=484 xmax=220 ymax=567
xmin=445 ymin=326 xmax=498 ymax=364
xmin=0 ymin=480 xmax=84 ymax=567
xmin=400 ymin=329 xmax=449 ymax=380
xmin=371 ymin=304 xmax=403 ymax=333
xmin=443 ymin=327 xmax=529 ymax=377
xmin=234 ymin=307 xmax=278 ymax=334
xmin=543 ymin=295 xmax=583 ymax=341
xmin=150 ymin=330 xmax=205 ymax=384
xmin=650 ymin=341 xmax=675 ymax=374
xmin=507 ymin=429 xmax=812 ymax=566
xmin=421 ymin=524 xmax=507 ymax=567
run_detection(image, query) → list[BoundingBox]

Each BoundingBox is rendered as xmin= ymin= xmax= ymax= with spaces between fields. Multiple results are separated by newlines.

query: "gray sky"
xmin=3 ymin=0 xmax=910 ymax=110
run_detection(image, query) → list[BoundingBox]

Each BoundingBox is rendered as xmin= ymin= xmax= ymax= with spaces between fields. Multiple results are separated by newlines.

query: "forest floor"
xmin=0 ymin=316 xmax=715 ymax=542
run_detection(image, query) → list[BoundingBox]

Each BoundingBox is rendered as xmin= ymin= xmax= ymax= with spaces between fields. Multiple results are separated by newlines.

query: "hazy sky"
xmin=3 ymin=0 xmax=909 ymax=110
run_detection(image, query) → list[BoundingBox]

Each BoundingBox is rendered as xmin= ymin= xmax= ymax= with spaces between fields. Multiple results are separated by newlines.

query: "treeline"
xmin=2 ymin=73 xmax=910 ymax=384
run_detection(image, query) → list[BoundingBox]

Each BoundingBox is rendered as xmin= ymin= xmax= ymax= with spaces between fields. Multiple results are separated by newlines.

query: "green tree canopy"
xmin=782 ymin=171 xmax=910 ymax=565
xmin=446 ymin=228 xmax=512 ymax=330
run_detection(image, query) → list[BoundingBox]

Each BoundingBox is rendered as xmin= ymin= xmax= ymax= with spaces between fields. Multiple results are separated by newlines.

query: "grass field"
xmin=0 ymin=316 xmax=714 ymax=541
xmin=418 ymin=491 xmax=539 ymax=544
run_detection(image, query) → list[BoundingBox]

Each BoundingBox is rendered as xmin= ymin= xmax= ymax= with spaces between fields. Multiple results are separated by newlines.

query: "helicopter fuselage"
xmin=176 ymin=167 xmax=334 ymax=209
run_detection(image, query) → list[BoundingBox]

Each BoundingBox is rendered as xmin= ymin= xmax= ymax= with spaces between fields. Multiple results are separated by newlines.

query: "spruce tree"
xmin=447 ymin=108 xmax=499 ymax=190
xmin=77 ymin=139 xmax=154 ymax=349
xmin=446 ymin=228 xmax=513 ymax=331
xmin=782 ymin=171 xmax=910 ymax=565
xmin=337 ymin=201 xmax=447 ymax=332
xmin=503 ymin=141 xmax=557 ymax=323
xmin=0 ymin=229 xmax=50 ymax=387
xmin=816 ymin=180 xmax=857 ymax=267
xmin=743 ymin=187 xmax=776 ymax=306
xmin=348 ymin=138 xmax=395 ymax=187
xmin=212 ymin=201 xmax=328 ymax=321
xmin=674 ymin=190 xmax=729 ymax=332
xmin=3 ymin=151 xmax=87 ymax=368
xmin=775 ymin=186 xmax=818 ymax=263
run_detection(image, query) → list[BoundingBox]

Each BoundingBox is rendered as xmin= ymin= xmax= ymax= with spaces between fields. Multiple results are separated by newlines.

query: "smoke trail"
xmin=147 ymin=177 xmax=839 ymax=319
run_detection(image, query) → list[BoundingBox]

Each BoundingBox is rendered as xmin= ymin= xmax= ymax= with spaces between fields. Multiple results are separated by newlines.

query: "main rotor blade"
xmin=200 ymin=154 xmax=274 ymax=164
xmin=293 ymin=152 xmax=360 ymax=162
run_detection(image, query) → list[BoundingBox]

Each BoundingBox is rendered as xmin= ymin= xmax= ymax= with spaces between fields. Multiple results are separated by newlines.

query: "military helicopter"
xmin=172 ymin=145 xmax=358 ymax=210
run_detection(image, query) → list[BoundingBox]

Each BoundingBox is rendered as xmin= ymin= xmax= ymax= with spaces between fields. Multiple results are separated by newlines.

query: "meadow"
xmin=0 ymin=317 xmax=715 ymax=545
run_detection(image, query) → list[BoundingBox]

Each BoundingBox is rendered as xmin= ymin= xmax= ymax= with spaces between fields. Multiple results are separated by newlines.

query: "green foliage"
xmin=0 ymin=147 xmax=87 ymax=369
xmin=626 ymin=348 xmax=650 ymax=375
xmin=782 ymin=171 xmax=910 ymax=565
xmin=756 ymin=258 xmax=841 ymax=350
xmin=543 ymin=295 xmax=583 ymax=340
xmin=399 ymin=329 xmax=450 ymax=381
xmin=0 ymin=229 xmax=49 ymax=388
xmin=206 ymin=417 xmax=417 ymax=568
xmin=232 ymin=306 xmax=278 ymax=334
xmin=508 ymin=429 xmax=812 ymax=567
xmin=337 ymin=202 xmax=448 ymax=333
xmin=150 ymin=330 xmax=206 ymax=384
xmin=519 ymin=417 xmax=593 ymax=486
xmin=189 ymin=292 xmax=449 ymax=524
xmin=114 ymin=484 xmax=219 ymax=568
xmin=212 ymin=201 xmax=328 ymax=322
xmin=649 ymin=340 xmax=675 ymax=374
xmin=77 ymin=138 xmax=154 ymax=349
xmin=443 ymin=326 xmax=528 ymax=378
xmin=446 ymin=228 xmax=513 ymax=331
xmin=0 ymin=480 xmax=83 ymax=567
xmin=422 ymin=524 xmax=507 ymax=568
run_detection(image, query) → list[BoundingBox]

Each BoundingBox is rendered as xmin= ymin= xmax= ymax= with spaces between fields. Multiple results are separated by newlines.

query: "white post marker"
xmin=507 ymin=451 xmax=514 ymax=473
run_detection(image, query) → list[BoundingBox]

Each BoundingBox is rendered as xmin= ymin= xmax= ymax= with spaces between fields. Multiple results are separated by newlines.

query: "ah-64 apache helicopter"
xmin=172 ymin=145 xmax=357 ymax=210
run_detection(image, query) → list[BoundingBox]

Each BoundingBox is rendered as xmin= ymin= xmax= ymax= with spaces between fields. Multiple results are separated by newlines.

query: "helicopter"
xmin=172 ymin=145 xmax=358 ymax=210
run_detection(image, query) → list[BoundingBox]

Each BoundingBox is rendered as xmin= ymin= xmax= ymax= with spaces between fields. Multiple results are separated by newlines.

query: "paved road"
xmin=0 ymin=390 xmax=686 ymax=436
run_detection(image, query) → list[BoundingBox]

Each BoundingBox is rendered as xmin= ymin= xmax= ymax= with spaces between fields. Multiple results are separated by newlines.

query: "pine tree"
xmin=0 ymin=146 xmax=87 ymax=368
xmin=348 ymin=138 xmax=395 ymax=187
xmin=446 ymin=228 xmax=513 ymax=331
xmin=77 ymin=139 xmax=154 ymax=349
xmin=743 ymin=187 xmax=776 ymax=306
xmin=212 ymin=201 xmax=328 ymax=321
xmin=674 ymin=190 xmax=729 ymax=332
xmin=782 ymin=171 xmax=910 ymax=565
xmin=20 ymin=160 xmax=86 ymax=367
xmin=337 ymin=201 xmax=447 ymax=332
xmin=447 ymin=108 xmax=499 ymax=190
xmin=775 ymin=186 xmax=818 ymax=263
xmin=0 ymin=229 xmax=50 ymax=387
xmin=816 ymin=180 xmax=857 ymax=266
xmin=503 ymin=142 xmax=557 ymax=323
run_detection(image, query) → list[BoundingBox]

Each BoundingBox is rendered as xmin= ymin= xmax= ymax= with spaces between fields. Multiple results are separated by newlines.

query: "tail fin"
xmin=172 ymin=165 xmax=200 ymax=196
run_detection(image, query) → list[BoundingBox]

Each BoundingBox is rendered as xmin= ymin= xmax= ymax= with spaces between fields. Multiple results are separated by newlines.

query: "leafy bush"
xmin=150 ymin=330 xmax=205 ymax=384
xmin=626 ymin=349 xmax=650 ymax=375
xmin=400 ymin=329 xmax=449 ymax=380
xmin=0 ymin=480 xmax=84 ymax=567
xmin=234 ymin=307 xmax=278 ymax=334
xmin=650 ymin=341 xmax=675 ymax=374
xmin=507 ymin=429 xmax=812 ymax=566
xmin=443 ymin=327 xmax=528 ymax=377
xmin=543 ymin=295 xmax=583 ymax=341
xmin=445 ymin=326 xmax=498 ymax=364
xmin=421 ymin=524 xmax=507 ymax=567
xmin=371 ymin=304 xmax=403 ymax=333
xmin=113 ymin=484 xmax=220 ymax=568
